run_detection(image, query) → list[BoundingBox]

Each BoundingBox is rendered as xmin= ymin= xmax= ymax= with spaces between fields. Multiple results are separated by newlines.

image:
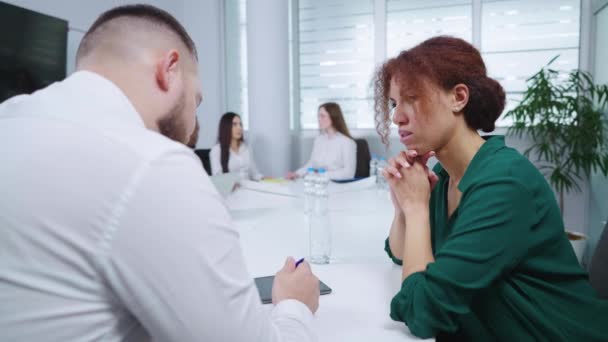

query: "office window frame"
xmin=224 ymin=0 xmax=588 ymax=131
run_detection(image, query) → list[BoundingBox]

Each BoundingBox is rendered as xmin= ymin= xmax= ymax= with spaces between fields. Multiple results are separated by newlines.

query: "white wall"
xmin=178 ymin=0 xmax=224 ymax=148
xmin=246 ymin=0 xmax=291 ymax=176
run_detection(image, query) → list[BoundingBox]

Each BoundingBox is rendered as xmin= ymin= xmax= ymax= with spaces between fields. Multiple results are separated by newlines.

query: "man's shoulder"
xmin=111 ymin=128 xmax=191 ymax=163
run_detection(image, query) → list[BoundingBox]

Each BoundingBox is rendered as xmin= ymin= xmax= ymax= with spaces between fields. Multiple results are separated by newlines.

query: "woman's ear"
xmin=452 ymin=83 xmax=469 ymax=113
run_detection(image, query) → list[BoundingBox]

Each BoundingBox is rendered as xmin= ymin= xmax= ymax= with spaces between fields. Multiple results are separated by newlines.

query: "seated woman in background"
xmin=286 ymin=102 xmax=356 ymax=180
xmin=375 ymin=36 xmax=608 ymax=341
xmin=210 ymin=112 xmax=263 ymax=181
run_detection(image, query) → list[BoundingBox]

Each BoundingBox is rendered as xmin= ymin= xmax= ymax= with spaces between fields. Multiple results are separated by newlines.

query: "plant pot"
xmin=567 ymin=231 xmax=587 ymax=264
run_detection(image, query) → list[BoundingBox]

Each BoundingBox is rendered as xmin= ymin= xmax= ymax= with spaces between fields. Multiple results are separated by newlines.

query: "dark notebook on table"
xmin=254 ymin=275 xmax=332 ymax=304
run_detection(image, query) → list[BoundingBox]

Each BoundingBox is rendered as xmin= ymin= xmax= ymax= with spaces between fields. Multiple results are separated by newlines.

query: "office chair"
xmin=354 ymin=138 xmax=371 ymax=178
xmin=194 ymin=149 xmax=211 ymax=175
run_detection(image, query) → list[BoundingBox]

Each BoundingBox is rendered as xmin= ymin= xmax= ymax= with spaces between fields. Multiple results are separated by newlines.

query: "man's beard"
xmin=158 ymin=95 xmax=188 ymax=145
xmin=186 ymin=118 xmax=199 ymax=149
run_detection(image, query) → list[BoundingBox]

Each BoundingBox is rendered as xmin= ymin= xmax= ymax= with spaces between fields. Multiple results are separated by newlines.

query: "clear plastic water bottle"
xmin=376 ymin=157 xmax=388 ymax=190
xmin=303 ymin=167 xmax=316 ymax=215
xmin=369 ymin=154 xmax=378 ymax=178
xmin=310 ymin=168 xmax=330 ymax=264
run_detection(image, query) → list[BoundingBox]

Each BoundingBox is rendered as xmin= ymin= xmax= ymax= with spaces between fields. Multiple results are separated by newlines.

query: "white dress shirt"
xmin=297 ymin=132 xmax=357 ymax=180
xmin=210 ymin=143 xmax=263 ymax=181
xmin=0 ymin=71 xmax=315 ymax=342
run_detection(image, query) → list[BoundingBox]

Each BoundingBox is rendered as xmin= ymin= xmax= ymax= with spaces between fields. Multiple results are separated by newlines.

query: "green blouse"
xmin=385 ymin=136 xmax=608 ymax=341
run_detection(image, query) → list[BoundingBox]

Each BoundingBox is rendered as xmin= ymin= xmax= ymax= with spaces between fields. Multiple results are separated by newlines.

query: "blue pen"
xmin=295 ymin=257 xmax=305 ymax=267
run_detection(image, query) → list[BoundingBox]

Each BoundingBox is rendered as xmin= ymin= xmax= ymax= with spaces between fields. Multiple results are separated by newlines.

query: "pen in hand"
xmin=295 ymin=257 xmax=305 ymax=268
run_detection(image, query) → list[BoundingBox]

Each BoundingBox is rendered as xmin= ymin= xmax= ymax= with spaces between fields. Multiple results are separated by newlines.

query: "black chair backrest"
xmin=590 ymin=220 xmax=608 ymax=299
xmin=354 ymin=138 xmax=371 ymax=178
xmin=194 ymin=149 xmax=211 ymax=175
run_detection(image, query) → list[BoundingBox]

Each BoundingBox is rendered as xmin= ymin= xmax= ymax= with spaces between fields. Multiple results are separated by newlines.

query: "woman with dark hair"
xmin=210 ymin=112 xmax=263 ymax=180
xmin=375 ymin=36 xmax=608 ymax=340
xmin=286 ymin=102 xmax=356 ymax=180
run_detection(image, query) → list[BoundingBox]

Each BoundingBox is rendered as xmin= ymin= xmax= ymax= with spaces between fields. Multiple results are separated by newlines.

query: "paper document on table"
xmin=260 ymin=178 xmax=290 ymax=185
xmin=209 ymin=173 xmax=240 ymax=197
xmin=240 ymin=179 xmax=297 ymax=197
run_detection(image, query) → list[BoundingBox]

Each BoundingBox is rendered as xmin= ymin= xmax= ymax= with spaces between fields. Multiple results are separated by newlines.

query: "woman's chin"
xmin=401 ymin=140 xmax=416 ymax=151
xmin=405 ymin=144 xmax=431 ymax=156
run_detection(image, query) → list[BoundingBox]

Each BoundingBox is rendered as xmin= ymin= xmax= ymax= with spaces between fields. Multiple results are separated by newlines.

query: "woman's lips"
xmin=399 ymin=130 xmax=413 ymax=143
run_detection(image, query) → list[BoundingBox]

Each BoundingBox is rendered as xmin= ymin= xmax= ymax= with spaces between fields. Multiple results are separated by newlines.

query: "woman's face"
xmin=389 ymin=77 xmax=458 ymax=154
xmin=231 ymin=115 xmax=243 ymax=141
xmin=318 ymin=107 xmax=333 ymax=131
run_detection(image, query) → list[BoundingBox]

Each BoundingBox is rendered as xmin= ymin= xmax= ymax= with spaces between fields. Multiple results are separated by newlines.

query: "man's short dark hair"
xmin=77 ymin=4 xmax=197 ymax=61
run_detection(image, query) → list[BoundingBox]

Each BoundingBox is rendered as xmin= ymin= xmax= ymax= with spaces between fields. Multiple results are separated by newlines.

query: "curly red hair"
xmin=372 ymin=36 xmax=505 ymax=144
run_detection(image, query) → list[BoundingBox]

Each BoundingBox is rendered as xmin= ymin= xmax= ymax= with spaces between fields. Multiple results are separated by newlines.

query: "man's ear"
xmin=155 ymin=50 xmax=180 ymax=92
xmin=452 ymin=83 xmax=469 ymax=113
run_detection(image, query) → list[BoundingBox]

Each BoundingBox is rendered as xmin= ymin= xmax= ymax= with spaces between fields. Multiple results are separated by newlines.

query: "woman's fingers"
xmin=394 ymin=153 xmax=412 ymax=169
xmin=386 ymin=156 xmax=408 ymax=178
xmin=383 ymin=165 xmax=402 ymax=179
xmin=403 ymin=150 xmax=437 ymax=166
xmin=404 ymin=150 xmax=418 ymax=164
xmin=387 ymin=150 xmax=437 ymax=185
xmin=417 ymin=151 xmax=436 ymax=165
xmin=428 ymin=170 xmax=439 ymax=189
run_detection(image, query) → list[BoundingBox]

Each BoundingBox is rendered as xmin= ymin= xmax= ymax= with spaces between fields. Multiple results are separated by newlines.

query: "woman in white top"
xmin=210 ymin=112 xmax=264 ymax=181
xmin=286 ymin=102 xmax=357 ymax=180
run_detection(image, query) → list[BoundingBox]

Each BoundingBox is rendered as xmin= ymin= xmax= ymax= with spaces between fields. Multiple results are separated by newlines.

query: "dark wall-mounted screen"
xmin=0 ymin=1 xmax=68 ymax=103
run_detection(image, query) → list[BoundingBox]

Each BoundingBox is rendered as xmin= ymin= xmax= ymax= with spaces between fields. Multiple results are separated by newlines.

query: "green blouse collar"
xmin=436 ymin=135 xmax=506 ymax=192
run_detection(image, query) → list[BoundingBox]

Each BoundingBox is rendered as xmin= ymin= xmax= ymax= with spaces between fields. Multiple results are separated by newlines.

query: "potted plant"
xmin=505 ymin=56 xmax=608 ymax=262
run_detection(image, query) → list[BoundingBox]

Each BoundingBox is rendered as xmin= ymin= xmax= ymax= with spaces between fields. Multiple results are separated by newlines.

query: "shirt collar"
xmin=457 ymin=135 xmax=506 ymax=191
xmin=60 ymin=71 xmax=146 ymax=129
xmin=436 ymin=135 xmax=506 ymax=191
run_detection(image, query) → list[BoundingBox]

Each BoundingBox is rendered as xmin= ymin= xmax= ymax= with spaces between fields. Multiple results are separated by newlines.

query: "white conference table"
xmin=225 ymin=178 xmax=434 ymax=342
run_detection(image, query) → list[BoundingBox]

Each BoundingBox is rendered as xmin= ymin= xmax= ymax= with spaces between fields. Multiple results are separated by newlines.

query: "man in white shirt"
xmin=0 ymin=4 xmax=319 ymax=341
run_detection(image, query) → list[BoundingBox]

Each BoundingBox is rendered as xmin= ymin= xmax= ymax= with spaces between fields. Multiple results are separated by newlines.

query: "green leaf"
xmin=547 ymin=54 xmax=560 ymax=66
xmin=507 ymin=55 xmax=608 ymax=202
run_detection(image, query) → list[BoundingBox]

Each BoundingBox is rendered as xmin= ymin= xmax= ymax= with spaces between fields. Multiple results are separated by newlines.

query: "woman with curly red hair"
xmin=375 ymin=36 xmax=608 ymax=341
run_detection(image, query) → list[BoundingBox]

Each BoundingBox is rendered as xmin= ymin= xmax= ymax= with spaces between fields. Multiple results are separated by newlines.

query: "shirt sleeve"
xmin=384 ymin=238 xmax=403 ymax=265
xmin=100 ymin=149 xmax=316 ymax=342
xmin=326 ymin=138 xmax=356 ymax=180
xmin=209 ymin=145 xmax=222 ymax=175
xmin=389 ymin=177 xmax=535 ymax=338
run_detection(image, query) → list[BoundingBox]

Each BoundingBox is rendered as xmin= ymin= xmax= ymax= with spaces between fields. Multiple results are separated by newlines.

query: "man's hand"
xmin=272 ymin=257 xmax=320 ymax=314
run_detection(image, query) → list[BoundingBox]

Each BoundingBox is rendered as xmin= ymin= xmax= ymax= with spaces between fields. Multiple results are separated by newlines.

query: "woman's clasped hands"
xmin=382 ymin=150 xmax=438 ymax=214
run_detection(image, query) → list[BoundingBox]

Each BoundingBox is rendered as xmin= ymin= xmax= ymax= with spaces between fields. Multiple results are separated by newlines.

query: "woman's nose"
xmin=392 ymin=109 xmax=406 ymax=126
